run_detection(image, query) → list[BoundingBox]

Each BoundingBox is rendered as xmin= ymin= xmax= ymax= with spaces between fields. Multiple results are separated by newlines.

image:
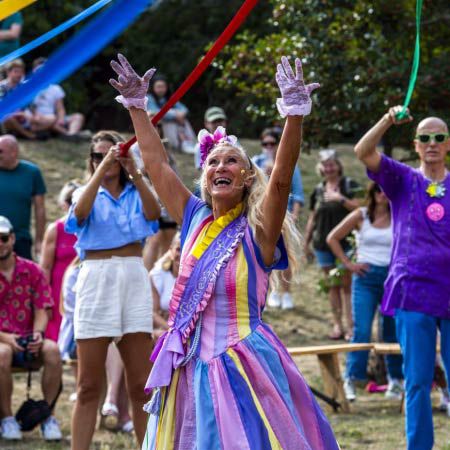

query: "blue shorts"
xmin=314 ymin=247 xmax=352 ymax=269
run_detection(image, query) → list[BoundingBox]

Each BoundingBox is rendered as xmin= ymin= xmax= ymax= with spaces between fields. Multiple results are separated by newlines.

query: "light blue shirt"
xmin=146 ymin=94 xmax=188 ymax=121
xmin=252 ymin=153 xmax=305 ymax=211
xmin=65 ymin=183 xmax=159 ymax=259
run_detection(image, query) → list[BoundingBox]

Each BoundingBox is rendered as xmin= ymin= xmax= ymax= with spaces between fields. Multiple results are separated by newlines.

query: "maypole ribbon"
xmin=119 ymin=0 xmax=259 ymax=156
xmin=0 ymin=0 xmax=36 ymax=21
xmin=396 ymin=0 xmax=423 ymax=120
xmin=0 ymin=0 xmax=112 ymax=68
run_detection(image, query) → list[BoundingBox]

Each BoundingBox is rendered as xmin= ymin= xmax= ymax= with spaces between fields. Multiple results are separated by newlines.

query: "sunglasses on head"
xmin=90 ymin=152 xmax=104 ymax=162
xmin=415 ymin=133 xmax=449 ymax=144
xmin=261 ymin=141 xmax=277 ymax=148
xmin=0 ymin=234 xmax=11 ymax=243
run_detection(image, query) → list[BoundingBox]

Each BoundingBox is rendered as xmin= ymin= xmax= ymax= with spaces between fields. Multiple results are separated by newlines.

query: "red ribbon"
xmin=120 ymin=0 xmax=259 ymax=156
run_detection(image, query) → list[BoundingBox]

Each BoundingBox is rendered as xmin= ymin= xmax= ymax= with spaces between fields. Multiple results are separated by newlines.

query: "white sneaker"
xmin=1 ymin=416 xmax=22 ymax=440
xmin=385 ymin=379 xmax=404 ymax=400
xmin=344 ymin=379 xmax=356 ymax=402
xmin=438 ymin=389 xmax=450 ymax=412
xmin=41 ymin=416 xmax=62 ymax=441
xmin=267 ymin=291 xmax=281 ymax=308
xmin=281 ymin=292 xmax=294 ymax=310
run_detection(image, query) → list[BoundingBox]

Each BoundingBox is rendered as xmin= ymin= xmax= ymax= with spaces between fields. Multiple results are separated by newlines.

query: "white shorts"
xmin=74 ymin=257 xmax=153 ymax=340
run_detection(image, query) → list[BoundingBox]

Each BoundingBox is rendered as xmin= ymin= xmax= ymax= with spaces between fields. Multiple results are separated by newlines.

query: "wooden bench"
xmin=288 ymin=343 xmax=374 ymax=413
xmin=373 ymin=343 xmax=440 ymax=355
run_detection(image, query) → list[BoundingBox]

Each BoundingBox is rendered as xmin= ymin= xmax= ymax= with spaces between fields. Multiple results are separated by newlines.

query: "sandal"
xmin=100 ymin=402 xmax=119 ymax=430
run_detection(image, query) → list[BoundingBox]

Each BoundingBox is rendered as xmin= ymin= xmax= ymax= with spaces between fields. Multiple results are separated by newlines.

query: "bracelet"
xmin=128 ymin=169 xmax=143 ymax=182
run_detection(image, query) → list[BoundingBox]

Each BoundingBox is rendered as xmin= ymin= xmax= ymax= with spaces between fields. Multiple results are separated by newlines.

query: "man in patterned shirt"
xmin=0 ymin=216 xmax=62 ymax=441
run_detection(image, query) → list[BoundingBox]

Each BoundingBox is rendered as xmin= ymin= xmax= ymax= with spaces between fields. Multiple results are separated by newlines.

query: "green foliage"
xmin=215 ymin=0 xmax=450 ymax=148
xmin=19 ymin=1 xmax=450 ymax=141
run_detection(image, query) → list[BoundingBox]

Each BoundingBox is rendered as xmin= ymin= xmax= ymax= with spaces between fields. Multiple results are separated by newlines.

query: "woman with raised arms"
xmin=110 ymin=54 xmax=339 ymax=450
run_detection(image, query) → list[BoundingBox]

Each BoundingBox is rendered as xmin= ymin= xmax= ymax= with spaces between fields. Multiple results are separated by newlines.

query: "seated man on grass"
xmin=0 ymin=216 xmax=62 ymax=441
xmin=31 ymin=57 xmax=90 ymax=141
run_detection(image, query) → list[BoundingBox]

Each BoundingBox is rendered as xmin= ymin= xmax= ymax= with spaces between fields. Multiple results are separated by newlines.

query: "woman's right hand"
xmin=345 ymin=261 xmax=369 ymax=276
xmin=99 ymin=146 xmax=119 ymax=171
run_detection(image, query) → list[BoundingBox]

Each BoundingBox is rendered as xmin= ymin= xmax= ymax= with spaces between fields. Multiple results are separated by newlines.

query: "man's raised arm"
xmin=355 ymin=105 xmax=412 ymax=172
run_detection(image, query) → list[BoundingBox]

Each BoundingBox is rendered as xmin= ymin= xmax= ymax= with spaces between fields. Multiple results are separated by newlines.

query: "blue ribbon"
xmin=0 ymin=0 xmax=113 ymax=68
xmin=0 ymin=0 xmax=154 ymax=121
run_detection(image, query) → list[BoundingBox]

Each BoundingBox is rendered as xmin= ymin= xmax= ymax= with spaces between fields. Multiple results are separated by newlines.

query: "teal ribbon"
xmin=397 ymin=0 xmax=423 ymax=120
xmin=0 ymin=0 xmax=112 ymax=68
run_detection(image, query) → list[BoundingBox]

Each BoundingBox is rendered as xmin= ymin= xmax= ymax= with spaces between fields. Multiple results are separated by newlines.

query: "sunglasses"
xmin=0 ymin=234 xmax=11 ymax=243
xmin=90 ymin=152 xmax=104 ymax=162
xmin=261 ymin=141 xmax=277 ymax=148
xmin=415 ymin=133 xmax=449 ymax=144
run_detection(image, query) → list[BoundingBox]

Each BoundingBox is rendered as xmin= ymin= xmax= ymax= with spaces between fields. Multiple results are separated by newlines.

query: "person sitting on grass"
xmin=30 ymin=58 xmax=91 ymax=141
xmin=0 ymin=216 xmax=62 ymax=441
xmin=0 ymin=59 xmax=55 ymax=140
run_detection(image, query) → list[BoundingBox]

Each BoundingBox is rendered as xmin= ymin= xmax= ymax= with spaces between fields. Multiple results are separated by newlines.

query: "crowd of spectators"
xmin=0 ymin=13 xmax=448 ymax=447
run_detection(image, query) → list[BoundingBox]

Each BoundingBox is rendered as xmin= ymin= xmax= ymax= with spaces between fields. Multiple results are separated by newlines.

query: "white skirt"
xmin=74 ymin=256 xmax=153 ymax=340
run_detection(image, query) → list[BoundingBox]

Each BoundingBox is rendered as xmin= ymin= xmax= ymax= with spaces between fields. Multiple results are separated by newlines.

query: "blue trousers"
xmin=396 ymin=309 xmax=450 ymax=450
xmin=346 ymin=265 xmax=403 ymax=380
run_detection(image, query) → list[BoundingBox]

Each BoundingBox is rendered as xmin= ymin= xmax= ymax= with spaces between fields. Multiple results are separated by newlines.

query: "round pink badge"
xmin=426 ymin=203 xmax=445 ymax=222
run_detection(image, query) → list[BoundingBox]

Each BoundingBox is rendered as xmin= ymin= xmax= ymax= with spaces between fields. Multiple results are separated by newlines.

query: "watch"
xmin=128 ymin=169 xmax=143 ymax=182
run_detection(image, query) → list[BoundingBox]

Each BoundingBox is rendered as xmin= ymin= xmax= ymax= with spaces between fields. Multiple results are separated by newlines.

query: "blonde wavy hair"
xmin=198 ymin=144 xmax=303 ymax=287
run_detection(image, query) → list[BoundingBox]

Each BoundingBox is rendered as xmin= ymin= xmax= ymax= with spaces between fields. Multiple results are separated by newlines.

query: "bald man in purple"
xmin=355 ymin=105 xmax=450 ymax=449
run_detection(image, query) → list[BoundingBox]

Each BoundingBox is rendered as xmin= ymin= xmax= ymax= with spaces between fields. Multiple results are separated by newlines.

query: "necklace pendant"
xmin=426 ymin=182 xmax=446 ymax=198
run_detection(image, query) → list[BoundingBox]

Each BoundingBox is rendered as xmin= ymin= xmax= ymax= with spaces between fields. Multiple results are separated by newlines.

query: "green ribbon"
xmin=396 ymin=0 xmax=423 ymax=120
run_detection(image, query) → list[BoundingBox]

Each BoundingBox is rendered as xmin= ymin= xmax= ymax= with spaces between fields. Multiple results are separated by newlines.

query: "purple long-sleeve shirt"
xmin=368 ymin=154 xmax=450 ymax=319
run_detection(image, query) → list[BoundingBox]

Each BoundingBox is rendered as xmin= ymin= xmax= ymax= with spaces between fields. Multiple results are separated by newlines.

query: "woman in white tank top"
xmin=327 ymin=182 xmax=403 ymax=401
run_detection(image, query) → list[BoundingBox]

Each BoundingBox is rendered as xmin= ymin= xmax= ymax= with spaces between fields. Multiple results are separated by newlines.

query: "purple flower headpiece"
xmin=198 ymin=126 xmax=240 ymax=168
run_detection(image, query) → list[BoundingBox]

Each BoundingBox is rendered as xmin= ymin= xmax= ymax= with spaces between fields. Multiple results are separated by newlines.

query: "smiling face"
xmin=204 ymin=145 xmax=251 ymax=205
xmin=321 ymin=158 xmax=341 ymax=180
xmin=414 ymin=117 xmax=449 ymax=165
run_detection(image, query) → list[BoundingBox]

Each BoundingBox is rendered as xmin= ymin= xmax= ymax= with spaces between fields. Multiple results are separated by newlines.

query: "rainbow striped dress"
xmin=143 ymin=196 xmax=338 ymax=450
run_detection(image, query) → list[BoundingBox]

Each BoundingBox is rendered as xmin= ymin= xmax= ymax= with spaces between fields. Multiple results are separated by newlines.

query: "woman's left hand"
xmin=110 ymin=53 xmax=156 ymax=110
xmin=112 ymin=145 xmax=138 ymax=175
xmin=275 ymin=56 xmax=320 ymax=117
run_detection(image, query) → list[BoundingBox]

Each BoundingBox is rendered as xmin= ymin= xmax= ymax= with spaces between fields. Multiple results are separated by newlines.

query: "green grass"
xmin=6 ymin=137 xmax=449 ymax=449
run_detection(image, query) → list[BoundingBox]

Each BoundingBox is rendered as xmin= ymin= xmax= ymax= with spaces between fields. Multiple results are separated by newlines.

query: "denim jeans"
xmin=346 ymin=264 xmax=403 ymax=380
xmin=396 ymin=309 xmax=450 ymax=450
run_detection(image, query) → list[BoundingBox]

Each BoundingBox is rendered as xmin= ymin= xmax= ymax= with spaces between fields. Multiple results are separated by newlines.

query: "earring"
xmin=241 ymin=169 xmax=246 ymax=175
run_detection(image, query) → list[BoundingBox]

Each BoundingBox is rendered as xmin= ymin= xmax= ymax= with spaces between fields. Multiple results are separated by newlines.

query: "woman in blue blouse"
xmin=65 ymin=130 xmax=160 ymax=450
